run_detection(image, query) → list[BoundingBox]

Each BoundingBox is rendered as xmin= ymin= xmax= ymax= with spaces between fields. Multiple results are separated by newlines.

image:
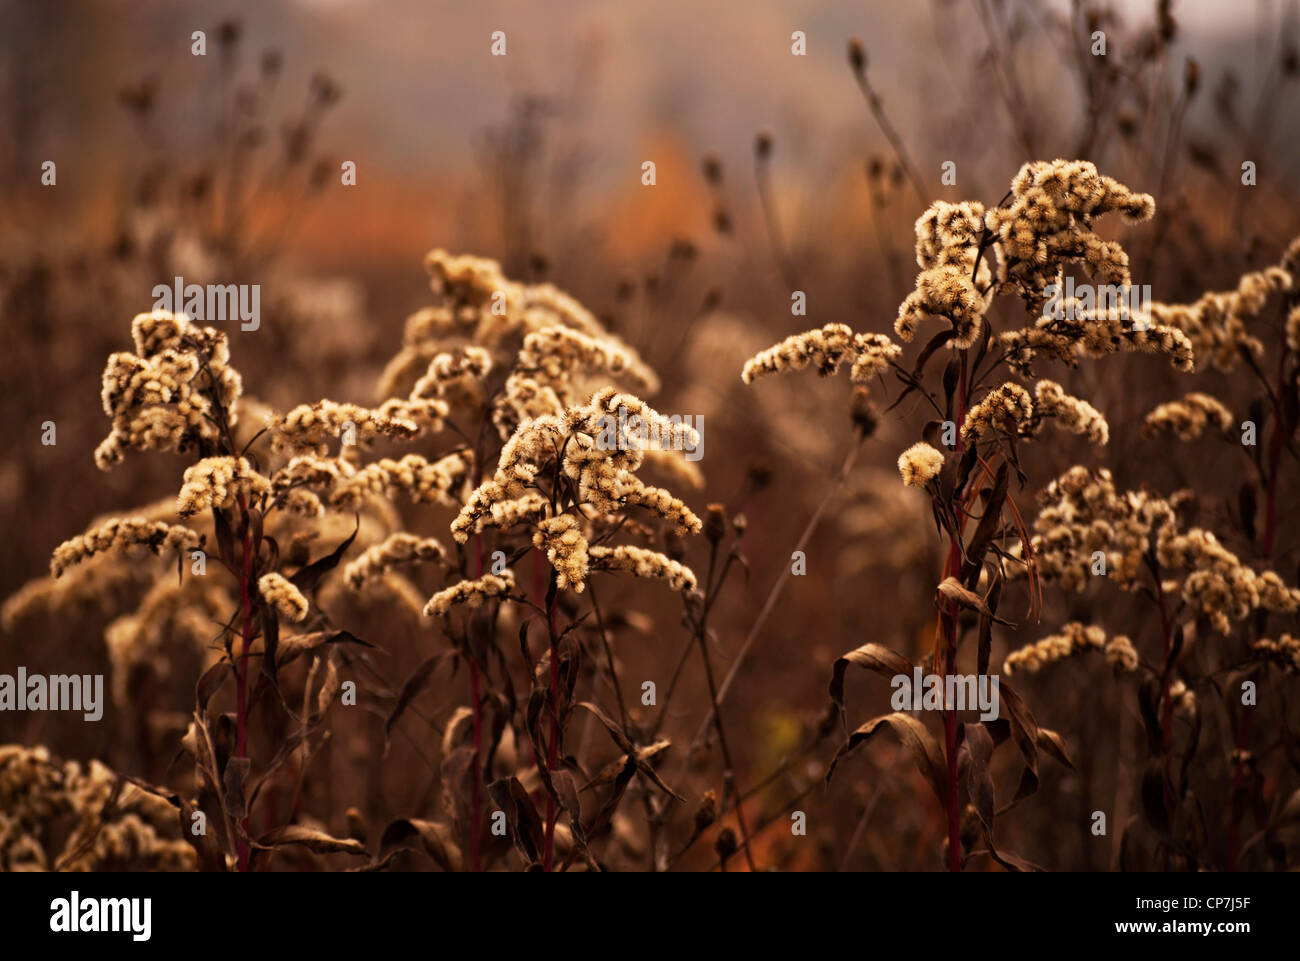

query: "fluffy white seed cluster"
xmin=177 ymin=456 xmax=272 ymax=517
xmin=453 ymin=389 xmax=701 ymax=546
xmin=343 ymin=534 xmax=446 ymax=589
xmin=1142 ymin=392 xmax=1233 ymax=440
xmin=258 ymin=572 xmax=309 ymax=623
xmin=961 ymin=380 xmax=1108 ymax=445
xmin=411 ymin=346 xmax=494 ymax=403
xmin=1003 ymin=621 xmax=1138 ymax=676
xmin=988 ymin=160 xmax=1153 ymax=305
xmin=1033 ymin=379 xmax=1109 ymax=444
xmin=95 ymin=312 xmax=243 ymax=470
xmin=1030 ymin=466 xmax=1183 ymax=591
xmin=532 ymin=514 xmax=590 ymax=593
xmin=897 ymin=441 xmax=945 ymax=488
xmin=379 ymin=249 xmax=656 ymax=435
xmin=332 ymin=452 xmax=472 ymax=510
xmin=1147 ymin=252 xmax=1295 ymax=372
xmin=1253 ymin=634 xmax=1300 ymax=674
xmin=270 ymin=399 xmax=436 ymax=455
xmin=741 ymin=324 xmax=903 ymax=384
xmin=896 ymin=201 xmax=994 ymax=349
xmin=962 ymin=382 xmax=1034 ymax=442
xmin=1156 ymin=528 xmax=1300 ymax=635
xmin=0 ymin=746 xmax=195 ymax=871
xmin=588 ymin=545 xmax=697 ymax=591
xmin=51 ymin=518 xmax=201 ymax=578
xmin=1029 ymin=466 xmax=1300 ymax=633
xmin=423 ymin=571 xmax=515 ymax=617
xmin=1000 ymin=301 xmax=1195 ymax=376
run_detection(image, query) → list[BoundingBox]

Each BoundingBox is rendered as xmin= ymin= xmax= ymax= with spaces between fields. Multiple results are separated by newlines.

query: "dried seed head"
xmin=704 ymin=504 xmax=728 ymax=544
xmin=897 ymin=442 xmax=945 ymax=488
xmin=851 ymin=386 xmax=878 ymax=438
xmin=532 ymin=514 xmax=591 ymax=593
xmin=423 ymin=572 xmax=516 ymax=617
xmin=258 ymin=572 xmax=309 ymax=623
xmin=847 ymin=37 xmax=866 ymax=74
xmin=177 ymin=456 xmax=272 ymax=517
xmin=694 ymin=791 xmax=718 ymax=832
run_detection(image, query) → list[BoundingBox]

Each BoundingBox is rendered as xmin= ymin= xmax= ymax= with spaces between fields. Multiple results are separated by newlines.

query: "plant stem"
xmin=234 ymin=494 xmax=254 ymax=873
xmin=941 ymin=351 xmax=969 ymax=873
xmin=694 ymin=544 xmax=759 ymax=872
xmin=685 ymin=438 xmax=862 ymax=756
xmin=849 ymin=64 xmax=928 ymax=208
xmin=542 ymin=570 xmax=560 ymax=872
xmin=469 ymin=659 xmax=483 ymax=872
xmin=1230 ymin=338 xmax=1290 ymax=869
xmin=469 ymin=534 xmax=485 ymax=872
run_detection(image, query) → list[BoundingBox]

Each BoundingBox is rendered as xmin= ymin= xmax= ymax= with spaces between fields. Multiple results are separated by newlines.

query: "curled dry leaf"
xmin=828 ymin=642 xmax=915 ymax=725
xmin=826 ymin=711 xmax=948 ymax=806
xmin=936 ymin=576 xmax=1012 ymax=626
xmin=258 ymin=824 xmax=368 ymax=856
xmin=378 ymin=818 xmax=465 ymax=872
xmin=577 ymin=701 xmax=683 ymax=802
xmin=384 ymin=650 xmax=453 ymax=745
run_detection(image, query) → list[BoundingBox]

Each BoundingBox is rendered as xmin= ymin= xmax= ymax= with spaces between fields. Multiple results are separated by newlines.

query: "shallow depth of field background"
xmin=2 ymin=0 xmax=1299 ymax=870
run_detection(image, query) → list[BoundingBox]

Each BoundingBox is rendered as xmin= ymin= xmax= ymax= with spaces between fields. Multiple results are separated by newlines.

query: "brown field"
xmin=2 ymin=0 xmax=1299 ymax=872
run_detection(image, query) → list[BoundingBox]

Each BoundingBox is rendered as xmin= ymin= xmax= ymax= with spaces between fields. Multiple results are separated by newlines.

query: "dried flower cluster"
xmin=94 ymin=311 xmax=243 ymax=470
xmin=1252 ymin=634 xmax=1300 ymax=673
xmin=1147 ymin=240 xmax=1299 ymax=371
xmin=1028 ymin=466 xmax=1300 ymax=634
xmin=343 ymin=533 xmax=446 ymax=589
xmin=50 ymin=516 xmax=201 ymax=578
xmin=896 ymin=201 xmax=993 ymax=348
xmin=741 ymin=323 xmax=902 ymax=384
xmin=177 ymin=456 xmax=272 ymax=517
xmin=1003 ymin=621 xmax=1138 ymax=676
xmin=1142 ymin=392 xmax=1233 ymax=439
xmin=423 ymin=571 xmax=516 ymax=617
xmin=258 ymin=572 xmax=310 ymax=622
xmin=0 ymin=745 xmax=194 ymax=871
xmin=897 ymin=441 xmax=945 ymax=488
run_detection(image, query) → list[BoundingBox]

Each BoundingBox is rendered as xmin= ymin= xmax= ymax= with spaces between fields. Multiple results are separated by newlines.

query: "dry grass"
xmin=4 ymin=2 xmax=1300 ymax=872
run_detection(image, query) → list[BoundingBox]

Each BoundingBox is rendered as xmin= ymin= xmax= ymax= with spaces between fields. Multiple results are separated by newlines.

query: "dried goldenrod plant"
xmin=738 ymin=159 xmax=1251 ymax=871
